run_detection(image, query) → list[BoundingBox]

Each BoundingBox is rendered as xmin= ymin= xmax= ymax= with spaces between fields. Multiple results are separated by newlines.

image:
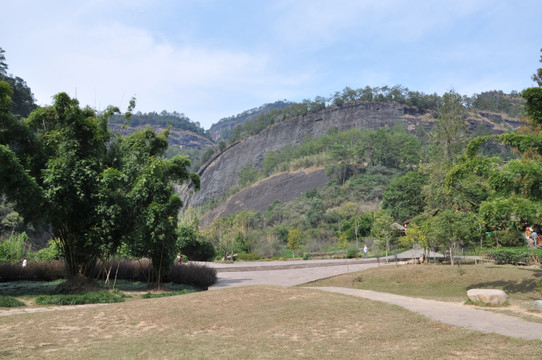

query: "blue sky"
xmin=1 ymin=0 xmax=541 ymax=129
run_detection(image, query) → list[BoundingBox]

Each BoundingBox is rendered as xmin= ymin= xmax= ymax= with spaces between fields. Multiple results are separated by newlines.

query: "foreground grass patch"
xmin=0 ymin=295 xmax=26 ymax=307
xmin=1 ymin=286 xmax=542 ymax=360
xmin=35 ymin=291 xmax=125 ymax=305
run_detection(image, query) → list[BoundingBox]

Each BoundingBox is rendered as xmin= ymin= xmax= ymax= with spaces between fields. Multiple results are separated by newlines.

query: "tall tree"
xmin=382 ymin=170 xmax=427 ymax=223
xmin=0 ymin=90 xmax=199 ymax=287
xmin=423 ymin=90 xmax=469 ymax=210
xmin=533 ymin=48 xmax=542 ymax=87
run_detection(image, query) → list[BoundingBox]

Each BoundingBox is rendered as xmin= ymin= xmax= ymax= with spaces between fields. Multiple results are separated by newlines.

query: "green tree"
xmin=306 ymin=198 xmax=325 ymax=227
xmin=336 ymin=231 xmax=348 ymax=254
xmin=423 ymin=91 xmax=469 ymax=210
xmin=533 ymin=48 xmax=542 ymax=87
xmin=0 ymin=48 xmax=36 ymax=118
xmin=177 ymin=225 xmax=215 ymax=262
xmin=400 ymin=223 xmax=428 ymax=261
xmin=371 ymin=211 xmax=395 ymax=262
xmin=431 ymin=209 xmax=483 ymax=265
xmin=287 ymin=227 xmax=302 ymax=258
xmin=382 ymin=170 xmax=427 ymax=222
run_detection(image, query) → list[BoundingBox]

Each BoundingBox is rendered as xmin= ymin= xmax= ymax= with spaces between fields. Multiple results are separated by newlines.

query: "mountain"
xmin=181 ymin=100 xmax=521 ymax=225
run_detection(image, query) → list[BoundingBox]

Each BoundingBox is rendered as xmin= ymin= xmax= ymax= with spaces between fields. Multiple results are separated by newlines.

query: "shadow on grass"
xmin=468 ymin=267 xmax=542 ymax=295
xmin=0 ymin=279 xmax=198 ymax=298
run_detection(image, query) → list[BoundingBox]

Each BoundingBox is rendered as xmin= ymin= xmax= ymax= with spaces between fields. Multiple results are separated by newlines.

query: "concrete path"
xmin=207 ymin=259 xmax=542 ymax=341
xmin=207 ymin=258 xmax=383 ymax=288
xmin=312 ymin=287 xmax=542 ymax=341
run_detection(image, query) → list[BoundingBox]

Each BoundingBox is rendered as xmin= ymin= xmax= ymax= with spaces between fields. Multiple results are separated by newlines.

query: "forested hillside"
xmin=181 ymin=60 xmax=541 ymax=262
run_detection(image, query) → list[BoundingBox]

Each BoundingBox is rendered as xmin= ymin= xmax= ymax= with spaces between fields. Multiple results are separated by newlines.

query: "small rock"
xmin=533 ymin=300 xmax=542 ymax=311
xmin=467 ymin=289 xmax=508 ymax=305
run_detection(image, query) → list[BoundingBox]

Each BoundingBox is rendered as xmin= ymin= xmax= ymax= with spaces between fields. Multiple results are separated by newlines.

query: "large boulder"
xmin=533 ymin=300 xmax=542 ymax=311
xmin=467 ymin=289 xmax=508 ymax=305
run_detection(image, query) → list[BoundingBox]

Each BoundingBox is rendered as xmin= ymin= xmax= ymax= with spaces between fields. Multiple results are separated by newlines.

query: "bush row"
xmin=487 ymin=248 xmax=542 ymax=266
xmin=0 ymin=260 xmax=217 ymax=289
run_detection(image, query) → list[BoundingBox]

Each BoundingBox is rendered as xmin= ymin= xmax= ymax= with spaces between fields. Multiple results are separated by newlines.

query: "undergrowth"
xmin=35 ymin=290 xmax=125 ymax=305
xmin=0 ymin=295 xmax=26 ymax=307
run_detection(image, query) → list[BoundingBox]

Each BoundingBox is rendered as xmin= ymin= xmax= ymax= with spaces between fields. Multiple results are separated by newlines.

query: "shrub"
xmin=35 ymin=291 xmax=125 ymax=305
xmin=237 ymin=253 xmax=262 ymax=261
xmin=177 ymin=226 xmax=216 ymax=261
xmin=33 ymin=240 xmax=62 ymax=261
xmin=0 ymin=232 xmax=28 ymax=263
xmin=168 ymin=263 xmax=217 ymax=289
xmin=488 ymin=248 xmax=542 ymax=265
xmin=0 ymin=295 xmax=26 ymax=307
xmin=346 ymin=247 xmax=359 ymax=259
xmin=492 ymin=230 xmax=526 ymax=247
xmin=303 ymin=253 xmax=310 ymax=260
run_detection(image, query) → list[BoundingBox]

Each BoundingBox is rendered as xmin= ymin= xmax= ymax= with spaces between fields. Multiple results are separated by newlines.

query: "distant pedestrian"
xmin=177 ymin=253 xmax=183 ymax=264
xmin=533 ymin=232 xmax=538 ymax=247
xmin=22 ymin=257 xmax=27 ymax=268
xmin=363 ymin=245 xmax=368 ymax=258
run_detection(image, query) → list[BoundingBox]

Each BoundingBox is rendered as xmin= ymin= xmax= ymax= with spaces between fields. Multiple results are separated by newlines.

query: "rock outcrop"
xmin=467 ymin=289 xmax=508 ymax=305
xmin=199 ymin=168 xmax=329 ymax=227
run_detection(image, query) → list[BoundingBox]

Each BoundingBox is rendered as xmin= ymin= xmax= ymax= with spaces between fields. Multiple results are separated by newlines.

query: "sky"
xmin=1 ymin=0 xmax=541 ymax=130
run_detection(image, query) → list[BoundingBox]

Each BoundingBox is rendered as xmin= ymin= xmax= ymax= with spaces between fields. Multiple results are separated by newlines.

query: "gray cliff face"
xmin=199 ymin=169 xmax=329 ymax=227
xmin=184 ymin=101 xmax=431 ymax=208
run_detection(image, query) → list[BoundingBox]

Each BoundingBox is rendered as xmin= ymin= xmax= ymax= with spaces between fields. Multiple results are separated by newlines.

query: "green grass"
xmin=0 ymin=295 xmax=26 ymax=307
xmin=34 ymin=290 xmax=125 ymax=305
xmin=0 ymin=280 xmax=65 ymax=297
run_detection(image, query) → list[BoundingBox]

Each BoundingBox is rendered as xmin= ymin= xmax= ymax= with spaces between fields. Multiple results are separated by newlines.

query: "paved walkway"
xmin=207 ymin=258 xmax=542 ymax=341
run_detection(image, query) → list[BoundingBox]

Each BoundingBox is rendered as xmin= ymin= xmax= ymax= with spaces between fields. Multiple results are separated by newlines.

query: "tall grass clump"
xmin=0 ymin=261 xmax=65 ymax=282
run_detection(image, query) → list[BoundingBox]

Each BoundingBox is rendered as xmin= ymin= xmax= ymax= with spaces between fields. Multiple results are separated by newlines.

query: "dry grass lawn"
xmin=1 ymin=284 xmax=542 ymax=359
xmin=307 ymin=263 xmax=542 ymax=322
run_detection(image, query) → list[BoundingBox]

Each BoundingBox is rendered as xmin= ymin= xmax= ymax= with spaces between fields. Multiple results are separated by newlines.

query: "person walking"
xmin=22 ymin=257 xmax=27 ymax=268
xmin=363 ymin=245 xmax=368 ymax=258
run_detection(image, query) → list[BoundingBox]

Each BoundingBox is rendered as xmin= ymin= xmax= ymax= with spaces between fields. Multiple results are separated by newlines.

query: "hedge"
xmin=486 ymin=248 xmax=542 ymax=266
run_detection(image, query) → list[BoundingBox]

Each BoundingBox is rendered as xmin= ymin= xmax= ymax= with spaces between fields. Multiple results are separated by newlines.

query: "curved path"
xmin=208 ymin=258 xmax=542 ymax=341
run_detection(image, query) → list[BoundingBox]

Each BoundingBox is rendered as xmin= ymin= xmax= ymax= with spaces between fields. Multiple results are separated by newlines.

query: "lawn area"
xmin=306 ymin=262 xmax=542 ymax=322
xmin=1 ymin=285 xmax=542 ymax=359
xmin=0 ymin=279 xmax=199 ymax=307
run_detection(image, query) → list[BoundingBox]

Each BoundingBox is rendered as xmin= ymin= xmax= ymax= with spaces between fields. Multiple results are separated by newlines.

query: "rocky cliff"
xmin=182 ymin=101 xmax=518 ymax=212
xmin=199 ymin=168 xmax=329 ymax=227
